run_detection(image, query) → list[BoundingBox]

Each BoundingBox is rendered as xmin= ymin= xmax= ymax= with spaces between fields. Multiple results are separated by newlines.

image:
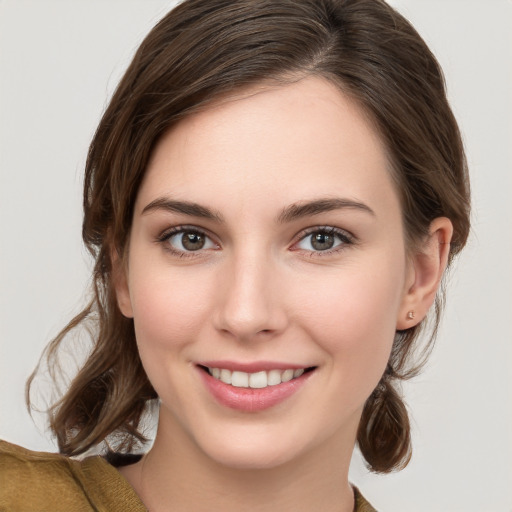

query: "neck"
xmin=121 ymin=414 xmax=358 ymax=512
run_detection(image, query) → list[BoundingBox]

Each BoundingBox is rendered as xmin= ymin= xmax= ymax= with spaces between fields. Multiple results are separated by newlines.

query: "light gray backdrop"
xmin=1 ymin=1 xmax=511 ymax=510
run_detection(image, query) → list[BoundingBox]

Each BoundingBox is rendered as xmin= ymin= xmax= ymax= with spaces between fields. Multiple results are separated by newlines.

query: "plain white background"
xmin=0 ymin=1 xmax=510 ymax=510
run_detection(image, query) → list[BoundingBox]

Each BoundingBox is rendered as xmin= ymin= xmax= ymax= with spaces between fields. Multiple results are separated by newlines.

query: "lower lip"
xmin=198 ymin=368 xmax=313 ymax=412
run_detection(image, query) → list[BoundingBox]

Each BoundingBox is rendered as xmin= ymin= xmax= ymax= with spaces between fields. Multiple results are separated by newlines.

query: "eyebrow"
xmin=141 ymin=196 xmax=375 ymax=223
xmin=142 ymin=198 xmax=224 ymax=222
xmin=277 ymin=197 xmax=375 ymax=223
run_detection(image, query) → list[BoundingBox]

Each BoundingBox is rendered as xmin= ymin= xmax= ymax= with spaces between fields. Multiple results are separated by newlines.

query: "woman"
xmin=0 ymin=0 xmax=470 ymax=510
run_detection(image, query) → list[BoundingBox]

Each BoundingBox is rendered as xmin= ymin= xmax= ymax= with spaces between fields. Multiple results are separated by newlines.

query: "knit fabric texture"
xmin=0 ymin=440 xmax=376 ymax=511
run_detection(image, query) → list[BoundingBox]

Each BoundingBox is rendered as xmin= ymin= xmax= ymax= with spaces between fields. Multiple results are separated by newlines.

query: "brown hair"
xmin=28 ymin=0 xmax=470 ymax=473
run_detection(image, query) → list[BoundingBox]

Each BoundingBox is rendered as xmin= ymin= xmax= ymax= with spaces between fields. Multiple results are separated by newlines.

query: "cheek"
xmin=293 ymin=258 xmax=405 ymax=386
xmin=128 ymin=266 xmax=211 ymax=353
xmin=127 ymin=267 xmax=217 ymax=407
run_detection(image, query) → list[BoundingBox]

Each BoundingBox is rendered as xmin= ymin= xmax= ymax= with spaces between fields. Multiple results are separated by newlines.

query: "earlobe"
xmin=111 ymin=247 xmax=134 ymax=319
xmin=396 ymin=217 xmax=453 ymax=330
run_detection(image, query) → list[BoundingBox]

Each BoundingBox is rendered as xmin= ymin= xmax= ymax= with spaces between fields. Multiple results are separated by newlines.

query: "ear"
xmin=396 ymin=217 xmax=453 ymax=329
xmin=111 ymin=246 xmax=134 ymax=318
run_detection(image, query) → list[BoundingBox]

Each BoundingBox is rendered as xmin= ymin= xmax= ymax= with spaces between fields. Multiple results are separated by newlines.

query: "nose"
xmin=213 ymin=251 xmax=288 ymax=341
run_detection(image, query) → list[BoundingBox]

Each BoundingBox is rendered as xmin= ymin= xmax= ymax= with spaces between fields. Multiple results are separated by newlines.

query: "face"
xmin=117 ymin=77 xmax=415 ymax=470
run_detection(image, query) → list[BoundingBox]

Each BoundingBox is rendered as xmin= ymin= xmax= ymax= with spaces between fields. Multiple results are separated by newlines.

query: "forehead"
xmin=136 ymin=76 xmax=398 ymax=219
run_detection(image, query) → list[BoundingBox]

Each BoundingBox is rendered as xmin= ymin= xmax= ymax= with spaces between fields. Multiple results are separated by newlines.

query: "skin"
xmin=116 ymin=76 xmax=452 ymax=512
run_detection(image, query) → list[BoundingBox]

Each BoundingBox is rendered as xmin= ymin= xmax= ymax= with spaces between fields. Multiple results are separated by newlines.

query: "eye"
xmin=160 ymin=227 xmax=218 ymax=254
xmin=295 ymin=227 xmax=352 ymax=253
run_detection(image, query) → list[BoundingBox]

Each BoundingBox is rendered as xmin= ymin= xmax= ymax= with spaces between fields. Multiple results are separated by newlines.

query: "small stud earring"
xmin=407 ymin=310 xmax=415 ymax=320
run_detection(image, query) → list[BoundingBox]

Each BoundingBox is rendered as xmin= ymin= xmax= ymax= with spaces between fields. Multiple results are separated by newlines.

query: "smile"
xmin=197 ymin=364 xmax=316 ymax=412
xmin=206 ymin=367 xmax=306 ymax=388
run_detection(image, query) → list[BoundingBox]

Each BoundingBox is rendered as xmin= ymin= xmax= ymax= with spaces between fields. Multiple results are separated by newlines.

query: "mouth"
xmin=198 ymin=365 xmax=316 ymax=389
xmin=196 ymin=363 xmax=317 ymax=412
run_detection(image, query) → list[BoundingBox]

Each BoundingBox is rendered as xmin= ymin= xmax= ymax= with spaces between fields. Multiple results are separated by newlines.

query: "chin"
xmin=190 ymin=418 xmax=334 ymax=472
xmin=202 ymin=440 xmax=300 ymax=471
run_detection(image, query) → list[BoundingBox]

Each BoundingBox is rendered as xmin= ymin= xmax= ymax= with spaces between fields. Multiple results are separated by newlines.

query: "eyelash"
xmin=292 ymin=226 xmax=354 ymax=256
xmin=156 ymin=225 xmax=355 ymax=258
xmin=157 ymin=225 xmax=219 ymax=258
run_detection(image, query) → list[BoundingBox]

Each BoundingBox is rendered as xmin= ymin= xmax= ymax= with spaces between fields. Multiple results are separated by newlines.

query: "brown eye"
xmin=310 ymin=232 xmax=335 ymax=251
xmin=164 ymin=229 xmax=217 ymax=253
xmin=181 ymin=232 xmax=205 ymax=251
xmin=295 ymin=227 xmax=351 ymax=253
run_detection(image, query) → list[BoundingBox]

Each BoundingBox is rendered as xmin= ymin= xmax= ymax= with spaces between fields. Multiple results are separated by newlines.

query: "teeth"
xmin=267 ymin=369 xmax=282 ymax=386
xmin=281 ymin=369 xmax=294 ymax=382
xmin=231 ymin=371 xmax=249 ymax=388
xmin=220 ymin=369 xmax=232 ymax=384
xmin=207 ymin=367 xmax=308 ymax=388
xmin=249 ymin=371 xmax=267 ymax=389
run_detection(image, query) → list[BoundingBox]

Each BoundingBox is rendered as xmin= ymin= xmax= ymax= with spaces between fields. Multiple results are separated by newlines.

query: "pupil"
xmin=182 ymin=232 xmax=205 ymax=251
xmin=311 ymin=232 xmax=334 ymax=251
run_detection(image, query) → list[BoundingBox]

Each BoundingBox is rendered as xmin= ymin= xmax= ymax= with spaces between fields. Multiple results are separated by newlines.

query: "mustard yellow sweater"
xmin=0 ymin=441 xmax=376 ymax=511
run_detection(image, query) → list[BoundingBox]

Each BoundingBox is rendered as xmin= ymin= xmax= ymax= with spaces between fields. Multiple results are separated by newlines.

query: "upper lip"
xmin=196 ymin=360 xmax=313 ymax=373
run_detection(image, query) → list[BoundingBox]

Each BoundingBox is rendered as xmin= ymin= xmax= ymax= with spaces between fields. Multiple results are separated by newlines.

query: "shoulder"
xmin=0 ymin=440 xmax=93 ymax=511
xmin=0 ymin=439 xmax=73 ymax=472
xmin=0 ymin=440 xmax=146 ymax=512
xmin=353 ymin=486 xmax=378 ymax=512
